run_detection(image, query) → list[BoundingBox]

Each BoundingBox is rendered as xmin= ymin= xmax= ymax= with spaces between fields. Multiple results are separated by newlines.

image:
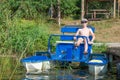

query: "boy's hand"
xmin=73 ymin=37 xmax=77 ymax=41
xmin=89 ymin=41 xmax=93 ymax=44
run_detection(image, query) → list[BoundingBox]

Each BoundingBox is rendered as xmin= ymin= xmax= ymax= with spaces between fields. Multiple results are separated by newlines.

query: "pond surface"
xmin=21 ymin=68 xmax=117 ymax=80
xmin=0 ymin=57 xmax=117 ymax=80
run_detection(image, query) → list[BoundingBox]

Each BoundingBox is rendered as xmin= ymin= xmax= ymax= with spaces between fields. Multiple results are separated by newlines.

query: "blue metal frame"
xmin=21 ymin=26 xmax=95 ymax=63
xmin=47 ymin=34 xmax=89 ymax=53
xmin=47 ymin=34 xmax=91 ymax=62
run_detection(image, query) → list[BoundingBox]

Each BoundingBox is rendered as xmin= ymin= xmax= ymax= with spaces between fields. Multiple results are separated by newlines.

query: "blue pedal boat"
xmin=21 ymin=25 xmax=99 ymax=74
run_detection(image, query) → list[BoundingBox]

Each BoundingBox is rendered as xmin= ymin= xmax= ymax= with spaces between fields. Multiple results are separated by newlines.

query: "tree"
xmin=60 ymin=0 xmax=79 ymax=17
xmin=57 ymin=0 xmax=61 ymax=26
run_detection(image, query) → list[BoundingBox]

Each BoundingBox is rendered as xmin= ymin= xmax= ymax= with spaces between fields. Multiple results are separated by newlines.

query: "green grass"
xmin=92 ymin=44 xmax=107 ymax=53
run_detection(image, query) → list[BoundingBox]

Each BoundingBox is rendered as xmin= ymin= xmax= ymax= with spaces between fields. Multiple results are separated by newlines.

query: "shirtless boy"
xmin=73 ymin=19 xmax=95 ymax=54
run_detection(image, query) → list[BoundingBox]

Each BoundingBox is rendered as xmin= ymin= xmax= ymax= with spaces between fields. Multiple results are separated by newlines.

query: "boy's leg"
xmin=83 ymin=38 xmax=88 ymax=54
xmin=75 ymin=38 xmax=83 ymax=47
xmin=73 ymin=38 xmax=83 ymax=60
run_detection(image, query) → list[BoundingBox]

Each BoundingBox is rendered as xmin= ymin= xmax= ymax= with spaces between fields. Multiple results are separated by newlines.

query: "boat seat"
xmin=53 ymin=25 xmax=95 ymax=62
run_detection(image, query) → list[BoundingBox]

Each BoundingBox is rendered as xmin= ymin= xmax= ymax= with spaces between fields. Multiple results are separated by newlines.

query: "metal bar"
xmin=47 ymin=34 xmax=88 ymax=53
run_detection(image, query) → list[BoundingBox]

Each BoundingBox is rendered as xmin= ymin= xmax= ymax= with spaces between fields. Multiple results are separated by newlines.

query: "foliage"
xmin=0 ymin=19 xmax=50 ymax=56
xmin=88 ymin=1 xmax=112 ymax=10
xmin=60 ymin=0 xmax=79 ymax=17
xmin=0 ymin=0 xmax=113 ymax=19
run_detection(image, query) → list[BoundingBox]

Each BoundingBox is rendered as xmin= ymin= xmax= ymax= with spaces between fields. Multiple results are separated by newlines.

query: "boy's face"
xmin=81 ymin=21 xmax=88 ymax=27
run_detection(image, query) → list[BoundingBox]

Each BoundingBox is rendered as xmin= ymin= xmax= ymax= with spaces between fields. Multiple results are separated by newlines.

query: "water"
xmin=21 ymin=69 xmax=117 ymax=80
xmin=0 ymin=57 xmax=117 ymax=80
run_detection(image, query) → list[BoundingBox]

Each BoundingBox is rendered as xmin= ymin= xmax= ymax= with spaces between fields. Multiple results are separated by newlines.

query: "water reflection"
xmin=22 ymin=69 xmax=105 ymax=80
xmin=24 ymin=75 xmax=49 ymax=80
xmin=87 ymin=75 xmax=104 ymax=80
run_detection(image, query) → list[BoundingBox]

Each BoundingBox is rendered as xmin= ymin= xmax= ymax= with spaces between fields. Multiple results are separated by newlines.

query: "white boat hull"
xmin=89 ymin=64 xmax=107 ymax=75
xmin=23 ymin=61 xmax=51 ymax=74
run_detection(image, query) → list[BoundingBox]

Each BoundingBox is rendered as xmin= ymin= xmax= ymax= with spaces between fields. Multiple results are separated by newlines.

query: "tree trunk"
xmin=57 ymin=0 xmax=61 ymax=26
xmin=50 ymin=2 xmax=53 ymax=19
xmin=81 ymin=0 xmax=85 ymax=19
xmin=113 ymin=0 xmax=116 ymax=18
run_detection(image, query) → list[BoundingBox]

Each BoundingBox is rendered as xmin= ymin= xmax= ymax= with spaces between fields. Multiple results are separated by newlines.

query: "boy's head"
xmin=81 ymin=18 xmax=88 ymax=27
xmin=81 ymin=18 xmax=88 ymax=24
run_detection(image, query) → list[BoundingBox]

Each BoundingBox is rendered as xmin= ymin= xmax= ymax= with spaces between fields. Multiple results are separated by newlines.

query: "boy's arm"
xmin=75 ymin=29 xmax=80 ymax=36
xmin=90 ymin=29 xmax=95 ymax=42
xmin=74 ymin=29 xmax=80 ymax=40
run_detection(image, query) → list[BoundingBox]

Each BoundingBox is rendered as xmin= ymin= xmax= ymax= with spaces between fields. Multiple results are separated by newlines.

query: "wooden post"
xmin=113 ymin=0 xmax=116 ymax=18
xmin=81 ymin=0 xmax=85 ymax=19
xmin=118 ymin=0 xmax=120 ymax=18
xmin=85 ymin=0 xmax=88 ymax=15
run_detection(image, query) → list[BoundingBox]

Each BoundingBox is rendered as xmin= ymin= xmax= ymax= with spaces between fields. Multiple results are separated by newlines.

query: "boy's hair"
xmin=81 ymin=18 xmax=88 ymax=24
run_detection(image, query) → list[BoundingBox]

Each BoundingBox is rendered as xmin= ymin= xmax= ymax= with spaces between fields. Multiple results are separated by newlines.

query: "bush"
xmin=0 ymin=19 xmax=50 ymax=56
